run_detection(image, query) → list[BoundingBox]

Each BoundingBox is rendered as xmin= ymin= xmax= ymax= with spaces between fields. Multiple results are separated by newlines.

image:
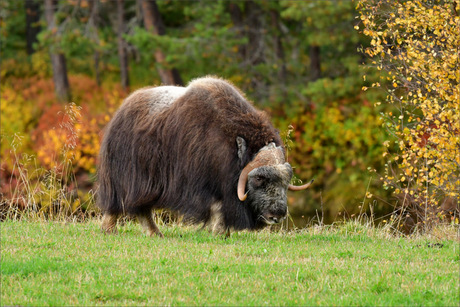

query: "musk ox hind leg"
xmin=101 ymin=213 xmax=118 ymax=234
xmin=137 ymin=212 xmax=164 ymax=238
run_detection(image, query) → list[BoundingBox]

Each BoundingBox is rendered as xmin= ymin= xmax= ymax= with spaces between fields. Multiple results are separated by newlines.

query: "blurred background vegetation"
xmin=1 ymin=0 xmax=397 ymax=225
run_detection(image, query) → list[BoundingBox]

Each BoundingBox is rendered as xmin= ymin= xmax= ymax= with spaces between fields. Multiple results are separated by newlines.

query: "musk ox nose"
xmin=264 ymin=206 xmax=287 ymax=224
xmin=264 ymin=214 xmax=286 ymax=224
xmin=268 ymin=216 xmax=281 ymax=223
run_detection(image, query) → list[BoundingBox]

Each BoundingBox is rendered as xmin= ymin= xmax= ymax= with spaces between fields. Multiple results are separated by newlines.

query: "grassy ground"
xmin=1 ymin=219 xmax=458 ymax=306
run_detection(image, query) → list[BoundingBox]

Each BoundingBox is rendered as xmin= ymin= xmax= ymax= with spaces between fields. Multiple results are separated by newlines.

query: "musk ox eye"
xmin=253 ymin=175 xmax=266 ymax=185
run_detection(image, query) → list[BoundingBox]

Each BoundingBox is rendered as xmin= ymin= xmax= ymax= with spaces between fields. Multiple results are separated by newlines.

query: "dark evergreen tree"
xmin=141 ymin=0 xmax=183 ymax=85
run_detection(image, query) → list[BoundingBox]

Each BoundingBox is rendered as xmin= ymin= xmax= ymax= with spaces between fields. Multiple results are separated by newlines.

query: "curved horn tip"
xmin=238 ymin=192 xmax=248 ymax=202
xmin=288 ymin=179 xmax=314 ymax=191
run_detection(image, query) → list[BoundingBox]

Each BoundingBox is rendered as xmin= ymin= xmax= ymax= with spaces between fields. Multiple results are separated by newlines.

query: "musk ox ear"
xmin=236 ymin=136 xmax=247 ymax=164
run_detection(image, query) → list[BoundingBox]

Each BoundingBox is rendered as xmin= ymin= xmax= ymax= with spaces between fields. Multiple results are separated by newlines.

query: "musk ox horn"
xmin=237 ymin=143 xmax=285 ymax=201
xmin=288 ymin=179 xmax=314 ymax=191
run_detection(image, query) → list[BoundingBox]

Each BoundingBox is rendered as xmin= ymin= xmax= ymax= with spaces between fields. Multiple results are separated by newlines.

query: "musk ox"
xmin=97 ymin=76 xmax=312 ymax=237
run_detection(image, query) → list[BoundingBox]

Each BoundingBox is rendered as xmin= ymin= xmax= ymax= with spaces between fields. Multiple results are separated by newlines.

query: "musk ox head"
xmin=236 ymin=138 xmax=313 ymax=226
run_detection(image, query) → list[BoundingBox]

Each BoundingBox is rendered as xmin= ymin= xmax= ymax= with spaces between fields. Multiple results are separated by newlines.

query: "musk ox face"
xmin=236 ymin=139 xmax=313 ymax=226
xmin=245 ymin=163 xmax=293 ymax=225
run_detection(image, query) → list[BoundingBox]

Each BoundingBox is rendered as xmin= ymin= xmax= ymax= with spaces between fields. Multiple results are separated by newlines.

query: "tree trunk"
xmin=94 ymin=51 xmax=101 ymax=87
xmin=228 ymin=3 xmax=246 ymax=59
xmin=44 ymin=0 xmax=71 ymax=102
xmin=244 ymin=1 xmax=264 ymax=66
xmin=25 ymin=0 xmax=41 ymax=55
xmin=88 ymin=0 xmax=101 ymax=86
xmin=310 ymin=45 xmax=321 ymax=81
xmin=270 ymin=8 xmax=286 ymax=83
xmin=117 ymin=0 xmax=130 ymax=91
xmin=141 ymin=0 xmax=183 ymax=86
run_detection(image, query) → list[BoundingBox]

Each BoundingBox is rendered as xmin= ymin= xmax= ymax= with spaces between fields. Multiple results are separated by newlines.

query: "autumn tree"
xmin=357 ymin=0 xmax=460 ymax=228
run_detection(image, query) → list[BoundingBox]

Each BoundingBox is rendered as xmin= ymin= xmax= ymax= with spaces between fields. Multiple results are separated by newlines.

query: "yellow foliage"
xmin=0 ymin=86 xmax=38 ymax=169
xmin=358 ymin=0 xmax=459 ymax=220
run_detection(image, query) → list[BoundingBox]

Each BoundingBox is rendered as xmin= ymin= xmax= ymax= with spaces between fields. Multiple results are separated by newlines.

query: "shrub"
xmin=357 ymin=0 xmax=460 ymax=230
xmin=1 ymin=75 xmax=124 ymax=219
xmin=275 ymin=96 xmax=389 ymax=220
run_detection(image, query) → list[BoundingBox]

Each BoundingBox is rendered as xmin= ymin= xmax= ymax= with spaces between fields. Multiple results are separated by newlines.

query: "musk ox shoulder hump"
xmin=188 ymin=76 xmax=247 ymax=100
xmin=123 ymin=85 xmax=187 ymax=114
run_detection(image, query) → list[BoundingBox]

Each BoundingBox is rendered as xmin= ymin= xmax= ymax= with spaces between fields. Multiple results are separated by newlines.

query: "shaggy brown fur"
xmin=97 ymin=77 xmax=283 ymax=235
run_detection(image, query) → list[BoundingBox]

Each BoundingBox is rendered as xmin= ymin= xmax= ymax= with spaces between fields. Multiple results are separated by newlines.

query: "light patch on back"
xmin=146 ymin=86 xmax=187 ymax=114
xmin=188 ymin=76 xmax=247 ymax=102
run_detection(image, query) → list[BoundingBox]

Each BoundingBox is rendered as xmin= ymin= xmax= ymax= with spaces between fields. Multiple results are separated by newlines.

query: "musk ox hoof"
xmin=146 ymin=229 xmax=164 ymax=238
xmin=102 ymin=228 xmax=118 ymax=235
xmin=205 ymin=225 xmax=230 ymax=238
xmin=137 ymin=213 xmax=164 ymax=238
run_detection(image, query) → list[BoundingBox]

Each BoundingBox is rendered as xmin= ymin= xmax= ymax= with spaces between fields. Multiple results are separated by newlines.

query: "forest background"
xmin=1 ymin=0 xmax=458 ymax=231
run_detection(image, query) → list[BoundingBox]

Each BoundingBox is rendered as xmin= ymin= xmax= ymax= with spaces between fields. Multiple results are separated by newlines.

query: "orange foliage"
xmin=1 ymin=75 xmax=125 ymax=205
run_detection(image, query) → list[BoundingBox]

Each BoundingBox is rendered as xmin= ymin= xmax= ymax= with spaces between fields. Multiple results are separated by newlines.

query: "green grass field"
xmin=1 ymin=219 xmax=458 ymax=306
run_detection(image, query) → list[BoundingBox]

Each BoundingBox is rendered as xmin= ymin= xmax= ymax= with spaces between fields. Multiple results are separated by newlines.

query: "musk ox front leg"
xmin=137 ymin=212 xmax=164 ymax=238
xmin=101 ymin=213 xmax=118 ymax=234
xmin=206 ymin=202 xmax=231 ymax=236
